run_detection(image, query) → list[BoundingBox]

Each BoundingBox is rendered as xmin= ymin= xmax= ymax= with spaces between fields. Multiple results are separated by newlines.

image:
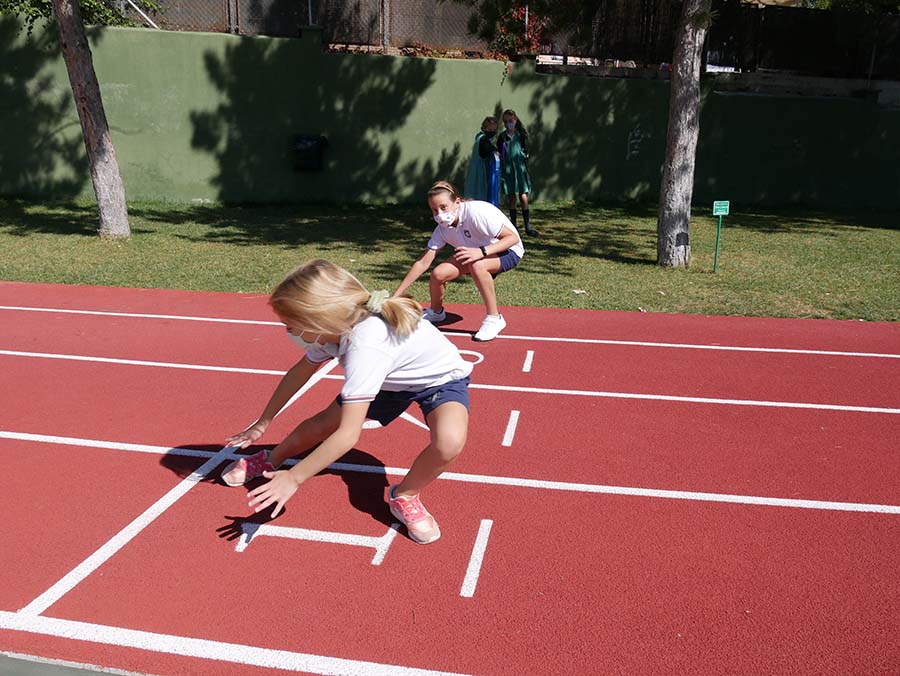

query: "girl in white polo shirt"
xmin=221 ymin=259 xmax=472 ymax=545
xmin=393 ymin=180 xmax=524 ymax=342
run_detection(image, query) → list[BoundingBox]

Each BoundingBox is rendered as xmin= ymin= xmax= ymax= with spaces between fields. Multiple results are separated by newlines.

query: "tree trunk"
xmin=52 ymin=0 xmax=130 ymax=238
xmin=656 ymin=0 xmax=712 ymax=268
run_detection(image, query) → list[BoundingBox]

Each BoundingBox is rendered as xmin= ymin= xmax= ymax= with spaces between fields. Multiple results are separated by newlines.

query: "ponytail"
xmin=270 ymin=259 xmax=422 ymax=338
xmin=375 ymin=294 xmax=423 ymax=337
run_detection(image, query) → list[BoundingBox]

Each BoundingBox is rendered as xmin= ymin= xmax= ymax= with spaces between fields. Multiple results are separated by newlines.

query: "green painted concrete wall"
xmin=3 ymin=17 xmax=899 ymax=208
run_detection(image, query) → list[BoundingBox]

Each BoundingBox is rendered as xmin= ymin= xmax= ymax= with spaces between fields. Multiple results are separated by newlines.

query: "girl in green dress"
xmin=498 ymin=109 xmax=538 ymax=237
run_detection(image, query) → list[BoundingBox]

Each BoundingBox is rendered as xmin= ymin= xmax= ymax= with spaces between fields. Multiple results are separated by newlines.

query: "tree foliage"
xmin=457 ymin=0 xmax=604 ymax=59
xmin=811 ymin=0 xmax=900 ymax=12
xmin=0 ymin=0 xmax=158 ymax=30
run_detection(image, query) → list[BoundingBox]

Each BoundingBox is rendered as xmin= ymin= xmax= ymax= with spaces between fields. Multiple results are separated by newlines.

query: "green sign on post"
xmin=712 ymin=201 xmax=729 ymax=272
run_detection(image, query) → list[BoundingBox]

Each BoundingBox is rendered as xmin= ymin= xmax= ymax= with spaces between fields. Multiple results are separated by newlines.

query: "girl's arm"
xmin=246 ymin=401 xmax=369 ymax=517
xmin=225 ymin=356 xmax=322 ymax=448
xmin=393 ymin=248 xmax=437 ymax=297
xmin=453 ymin=224 xmax=520 ymax=265
xmin=490 ymin=223 xmax=520 ymax=254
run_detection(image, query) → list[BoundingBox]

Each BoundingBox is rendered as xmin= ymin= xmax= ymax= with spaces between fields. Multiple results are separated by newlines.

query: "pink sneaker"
xmin=388 ymin=485 xmax=441 ymax=544
xmin=221 ymin=450 xmax=275 ymax=487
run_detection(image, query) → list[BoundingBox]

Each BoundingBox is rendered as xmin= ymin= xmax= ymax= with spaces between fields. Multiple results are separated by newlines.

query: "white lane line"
xmin=501 ymin=411 xmax=520 ymax=447
xmin=467 ymin=382 xmax=900 ymax=415
xmin=5 ymin=430 xmax=900 ymax=515
xmin=2 ymin=304 xmax=898 ymax=359
xmin=442 ymin=331 xmax=900 ymax=359
xmin=0 ymin=350 xmax=285 ymax=376
xmin=18 ymin=445 xmax=235 ymax=617
xmin=0 ymin=612 xmax=471 ymax=676
xmin=14 ymin=365 xmax=335 ymax=617
xmin=522 ymin=350 xmax=534 ymax=372
xmin=460 ymin=520 xmax=493 ymax=598
xmin=236 ymin=522 xmax=401 ymax=566
xmin=3 ymin=350 xmax=895 ymax=414
xmin=0 ymin=305 xmax=281 ymax=326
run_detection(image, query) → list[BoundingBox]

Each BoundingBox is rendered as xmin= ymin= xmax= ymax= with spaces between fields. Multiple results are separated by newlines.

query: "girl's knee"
xmin=432 ymin=430 xmax=467 ymax=463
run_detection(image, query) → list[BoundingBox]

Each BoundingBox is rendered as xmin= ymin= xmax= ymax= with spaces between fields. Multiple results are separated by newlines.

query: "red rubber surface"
xmin=1 ymin=281 xmax=899 ymax=676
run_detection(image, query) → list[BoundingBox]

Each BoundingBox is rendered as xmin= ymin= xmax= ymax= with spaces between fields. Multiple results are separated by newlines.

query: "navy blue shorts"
xmin=496 ymin=249 xmax=521 ymax=274
xmin=337 ymin=376 xmax=470 ymax=426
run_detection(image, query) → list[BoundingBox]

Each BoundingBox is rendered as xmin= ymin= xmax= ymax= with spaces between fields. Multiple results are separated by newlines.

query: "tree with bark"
xmin=1 ymin=0 xmax=154 ymax=238
xmin=657 ymin=0 xmax=713 ymax=268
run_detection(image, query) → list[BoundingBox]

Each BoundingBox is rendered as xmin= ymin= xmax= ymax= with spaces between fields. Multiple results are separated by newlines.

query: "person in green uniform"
xmin=497 ymin=109 xmax=538 ymax=237
xmin=464 ymin=116 xmax=499 ymax=204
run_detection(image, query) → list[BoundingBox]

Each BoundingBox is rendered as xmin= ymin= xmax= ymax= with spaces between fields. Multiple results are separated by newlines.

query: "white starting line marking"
xmin=17 ymin=444 xmax=236 ymax=617
xmin=522 ymin=350 xmax=534 ymax=373
xmin=465 ymin=381 xmax=900 ymax=415
xmin=6 ymin=349 xmax=896 ymax=414
xmin=460 ymin=520 xmax=493 ymax=598
xmin=0 ymin=612 xmax=472 ymax=676
xmin=236 ymin=522 xmax=401 ymax=566
xmin=11 ymin=363 xmax=336 ymax=618
xmin=2 ymin=304 xmax=899 ymax=359
xmin=5 ymin=430 xmax=900 ymax=515
xmin=501 ymin=410 xmax=520 ymax=447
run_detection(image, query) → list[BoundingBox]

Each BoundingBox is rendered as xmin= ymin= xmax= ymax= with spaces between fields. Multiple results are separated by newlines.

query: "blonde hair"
xmin=270 ymin=259 xmax=422 ymax=338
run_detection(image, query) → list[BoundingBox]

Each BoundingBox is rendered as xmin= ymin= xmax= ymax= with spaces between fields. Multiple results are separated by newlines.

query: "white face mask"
xmin=286 ymin=330 xmax=322 ymax=351
xmin=434 ymin=209 xmax=456 ymax=227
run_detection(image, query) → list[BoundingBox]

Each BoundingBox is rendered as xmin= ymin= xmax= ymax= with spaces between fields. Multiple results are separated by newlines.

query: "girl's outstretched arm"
xmin=393 ymin=248 xmax=437 ymax=297
xmin=246 ymin=401 xmax=369 ymax=517
xmin=225 ymin=356 xmax=322 ymax=448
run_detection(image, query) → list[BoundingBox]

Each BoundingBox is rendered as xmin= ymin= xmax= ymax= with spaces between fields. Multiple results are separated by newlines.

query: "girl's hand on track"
xmin=225 ymin=420 xmax=268 ymax=449
xmin=247 ymin=470 xmax=300 ymax=517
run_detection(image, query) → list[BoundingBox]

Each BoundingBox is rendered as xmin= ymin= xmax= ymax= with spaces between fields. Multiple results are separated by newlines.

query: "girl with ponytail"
xmin=222 ymin=259 xmax=472 ymax=545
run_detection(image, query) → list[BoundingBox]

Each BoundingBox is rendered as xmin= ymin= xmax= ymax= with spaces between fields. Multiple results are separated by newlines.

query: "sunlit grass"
xmin=1 ymin=198 xmax=897 ymax=321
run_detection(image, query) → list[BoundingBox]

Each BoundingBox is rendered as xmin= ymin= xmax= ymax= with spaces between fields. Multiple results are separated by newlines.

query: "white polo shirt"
xmin=301 ymin=316 xmax=473 ymax=403
xmin=427 ymin=200 xmax=525 ymax=259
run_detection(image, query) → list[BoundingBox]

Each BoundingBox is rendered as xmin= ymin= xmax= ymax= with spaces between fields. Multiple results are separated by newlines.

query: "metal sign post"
xmin=712 ymin=200 xmax=730 ymax=272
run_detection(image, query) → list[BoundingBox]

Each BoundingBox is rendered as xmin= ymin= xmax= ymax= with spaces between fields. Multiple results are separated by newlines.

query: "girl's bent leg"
xmin=394 ymin=402 xmax=468 ymax=497
xmin=429 ymin=260 xmax=462 ymax=312
xmin=268 ymin=399 xmax=342 ymax=467
xmin=468 ymin=256 xmax=503 ymax=317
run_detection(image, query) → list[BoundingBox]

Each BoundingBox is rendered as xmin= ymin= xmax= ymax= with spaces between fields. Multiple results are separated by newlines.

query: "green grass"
xmin=1 ymin=198 xmax=898 ymax=321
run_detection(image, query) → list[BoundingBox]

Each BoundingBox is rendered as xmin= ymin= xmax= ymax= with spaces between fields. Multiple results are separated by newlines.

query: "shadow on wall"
xmin=189 ymin=5 xmax=466 ymax=205
xmin=695 ymin=90 xmax=900 ymax=211
xmin=0 ymin=16 xmax=88 ymax=201
xmin=506 ymin=65 xmax=670 ymax=204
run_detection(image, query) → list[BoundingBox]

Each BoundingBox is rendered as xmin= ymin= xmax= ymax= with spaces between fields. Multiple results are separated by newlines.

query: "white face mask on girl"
xmin=286 ymin=330 xmax=322 ymax=351
xmin=434 ymin=209 xmax=456 ymax=227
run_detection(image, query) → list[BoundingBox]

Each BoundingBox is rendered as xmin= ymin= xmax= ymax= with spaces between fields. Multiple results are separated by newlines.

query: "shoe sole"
xmin=389 ymin=503 xmax=441 ymax=545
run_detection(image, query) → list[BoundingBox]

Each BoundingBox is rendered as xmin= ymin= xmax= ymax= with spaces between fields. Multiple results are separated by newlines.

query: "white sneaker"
xmin=423 ymin=307 xmax=446 ymax=323
xmin=474 ymin=314 xmax=506 ymax=341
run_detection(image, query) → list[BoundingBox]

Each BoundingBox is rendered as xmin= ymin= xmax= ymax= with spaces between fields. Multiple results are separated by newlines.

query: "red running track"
xmin=1 ymin=281 xmax=899 ymax=676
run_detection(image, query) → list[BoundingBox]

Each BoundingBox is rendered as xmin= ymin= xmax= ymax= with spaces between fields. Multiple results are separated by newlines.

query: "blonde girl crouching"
xmin=221 ymin=259 xmax=472 ymax=544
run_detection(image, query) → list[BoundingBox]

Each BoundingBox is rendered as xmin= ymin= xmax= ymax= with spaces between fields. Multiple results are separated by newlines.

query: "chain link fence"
xmin=124 ymin=0 xmax=899 ymax=78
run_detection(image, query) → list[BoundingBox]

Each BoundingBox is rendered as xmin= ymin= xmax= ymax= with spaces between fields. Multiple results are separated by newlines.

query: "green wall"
xmin=2 ymin=16 xmax=899 ymax=208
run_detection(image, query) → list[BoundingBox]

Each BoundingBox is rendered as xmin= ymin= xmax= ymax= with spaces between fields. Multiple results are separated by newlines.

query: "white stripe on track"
xmin=4 ymin=430 xmax=900 ymax=515
xmin=0 ymin=612 xmax=471 ymax=676
xmin=12 ymin=364 xmax=336 ymax=617
xmin=441 ymin=331 xmax=900 ymax=359
xmin=17 ymin=445 xmax=235 ymax=617
xmin=460 ymin=520 xmax=493 ymax=598
xmin=3 ymin=349 xmax=897 ymax=414
xmin=2 ymin=304 xmax=897 ymax=359
xmin=0 ymin=304 xmax=281 ymax=326
xmin=0 ymin=349 xmax=285 ymax=376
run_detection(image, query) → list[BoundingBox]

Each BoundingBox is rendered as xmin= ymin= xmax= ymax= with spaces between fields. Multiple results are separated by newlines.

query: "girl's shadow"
xmin=160 ymin=444 xmax=393 ymax=538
